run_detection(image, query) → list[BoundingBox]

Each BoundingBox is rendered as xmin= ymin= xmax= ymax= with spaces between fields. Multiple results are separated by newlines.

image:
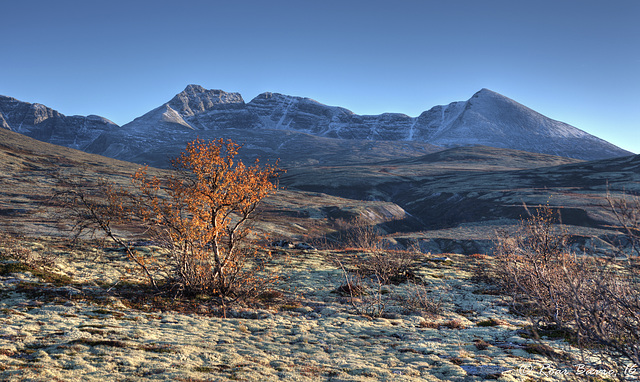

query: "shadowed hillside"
xmin=0 ymin=128 xmax=413 ymax=239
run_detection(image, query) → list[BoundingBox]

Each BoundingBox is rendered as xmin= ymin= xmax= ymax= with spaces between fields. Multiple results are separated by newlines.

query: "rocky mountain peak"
xmin=474 ymin=88 xmax=501 ymax=97
xmin=252 ymin=92 xmax=275 ymax=100
xmin=183 ymin=84 xmax=206 ymax=93
xmin=467 ymin=88 xmax=521 ymax=108
xmin=250 ymin=92 xmax=296 ymax=103
xmin=167 ymin=85 xmax=245 ymax=117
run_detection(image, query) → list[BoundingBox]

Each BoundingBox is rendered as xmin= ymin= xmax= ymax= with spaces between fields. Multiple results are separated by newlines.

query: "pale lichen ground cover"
xmin=0 ymin=240 xmax=601 ymax=381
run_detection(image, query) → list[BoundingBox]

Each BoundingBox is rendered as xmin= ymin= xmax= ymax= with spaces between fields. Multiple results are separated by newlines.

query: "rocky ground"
xmin=0 ymin=236 xmax=616 ymax=382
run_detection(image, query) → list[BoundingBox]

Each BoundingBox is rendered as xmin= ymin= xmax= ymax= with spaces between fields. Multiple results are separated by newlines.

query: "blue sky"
xmin=2 ymin=0 xmax=638 ymax=153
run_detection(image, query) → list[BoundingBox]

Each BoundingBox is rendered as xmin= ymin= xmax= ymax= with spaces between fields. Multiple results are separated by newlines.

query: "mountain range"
xmin=0 ymin=85 xmax=633 ymax=166
xmin=1 ymin=86 xmax=639 ymax=254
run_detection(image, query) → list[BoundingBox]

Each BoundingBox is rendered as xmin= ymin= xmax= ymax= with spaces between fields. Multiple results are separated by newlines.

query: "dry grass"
xmin=400 ymin=280 xmax=445 ymax=316
xmin=418 ymin=319 xmax=466 ymax=330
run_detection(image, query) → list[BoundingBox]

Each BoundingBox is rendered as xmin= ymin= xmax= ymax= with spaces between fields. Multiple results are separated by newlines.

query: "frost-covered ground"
xmin=0 ymin=238 xmax=608 ymax=381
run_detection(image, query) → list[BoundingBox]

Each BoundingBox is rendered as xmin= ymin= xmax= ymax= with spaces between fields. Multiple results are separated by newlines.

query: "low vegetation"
xmin=326 ymin=217 xmax=440 ymax=318
xmin=2 ymin=136 xmax=639 ymax=380
xmin=492 ymin=200 xmax=640 ymax=378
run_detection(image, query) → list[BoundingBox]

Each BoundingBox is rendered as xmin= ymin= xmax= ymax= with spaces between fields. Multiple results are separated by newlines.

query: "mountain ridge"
xmin=0 ymin=86 xmax=633 ymax=162
xmin=0 ymin=95 xmax=118 ymax=150
xmin=111 ymin=85 xmax=633 ymax=160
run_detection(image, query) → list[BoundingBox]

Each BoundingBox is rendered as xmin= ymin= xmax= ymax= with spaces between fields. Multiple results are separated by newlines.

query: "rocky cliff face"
xmin=120 ymin=85 xmax=257 ymax=133
xmin=247 ymin=92 xmax=417 ymax=140
xmin=167 ymin=84 xmax=245 ymax=117
xmin=0 ymin=95 xmax=117 ymax=150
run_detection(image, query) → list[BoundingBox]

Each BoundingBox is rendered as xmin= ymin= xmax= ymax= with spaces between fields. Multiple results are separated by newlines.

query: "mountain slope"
xmin=0 ymin=127 xmax=415 ymax=237
xmin=0 ymin=95 xmax=118 ymax=150
xmin=425 ymin=89 xmax=628 ymax=160
xmin=120 ymin=85 xmax=256 ymax=133
xmin=85 ymin=125 xmax=442 ymax=169
xmin=243 ymin=88 xmax=631 ymax=160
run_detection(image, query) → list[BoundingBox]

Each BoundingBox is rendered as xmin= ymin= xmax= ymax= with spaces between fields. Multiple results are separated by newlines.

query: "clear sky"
xmin=1 ymin=0 xmax=638 ymax=153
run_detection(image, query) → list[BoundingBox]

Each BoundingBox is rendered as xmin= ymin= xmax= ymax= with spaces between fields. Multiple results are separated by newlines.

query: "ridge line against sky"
xmin=1 ymin=0 xmax=638 ymax=153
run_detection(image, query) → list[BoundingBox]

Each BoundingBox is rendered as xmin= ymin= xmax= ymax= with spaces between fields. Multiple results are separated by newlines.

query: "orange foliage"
xmin=111 ymin=138 xmax=280 ymax=303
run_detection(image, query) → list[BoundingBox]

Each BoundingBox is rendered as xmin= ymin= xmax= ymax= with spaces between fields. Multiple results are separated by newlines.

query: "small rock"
xmin=270 ymin=360 xmax=290 ymax=370
xmin=320 ymin=307 xmax=338 ymax=316
xmin=294 ymin=242 xmax=316 ymax=250
xmin=271 ymin=240 xmax=295 ymax=249
xmin=55 ymin=286 xmax=82 ymax=296
xmin=271 ymin=240 xmax=317 ymax=250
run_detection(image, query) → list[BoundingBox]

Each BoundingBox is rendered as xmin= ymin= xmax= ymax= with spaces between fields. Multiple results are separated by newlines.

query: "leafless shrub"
xmin=359 ymin=249 xmax=421 ymax=286
xmin=333 ymin=258 xmax=387 ymax=318
xmin=606 ymin=189 xmax=640 ymax=258
xmin=476 ymin=317 xmax=508 ymax=327
xmin=332 ymin=217 xmax=422 ymax=285
xmin=440 ymin=319 xmax=465 ymax=330
xmin=53 ymin=176 xmax=161 ymax=289
xmin=419 ymin=320 xmax=439 ymax=329
xmin=340 ymin=216 xmax=384 ymax=251
xmin=328 ymin=218 xmax=428 ymax=317
xmin=494 ymin=206 xmax=579 ymax=325
xmin=494 ymin=203 xmax=640 ymax=376
xmin=400 ymin=280 xmax=445 ymax=316
xmin=474 ymin=339 xmax=490 ymax=350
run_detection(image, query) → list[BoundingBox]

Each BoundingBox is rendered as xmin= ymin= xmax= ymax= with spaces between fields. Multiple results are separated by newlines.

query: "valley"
xmin=2 ymin=85 xmax=636 ymax=252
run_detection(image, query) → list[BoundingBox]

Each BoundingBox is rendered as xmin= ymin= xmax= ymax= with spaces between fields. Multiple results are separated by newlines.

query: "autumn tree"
xmin=60 ymin=138 xmax=280 ymax=306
